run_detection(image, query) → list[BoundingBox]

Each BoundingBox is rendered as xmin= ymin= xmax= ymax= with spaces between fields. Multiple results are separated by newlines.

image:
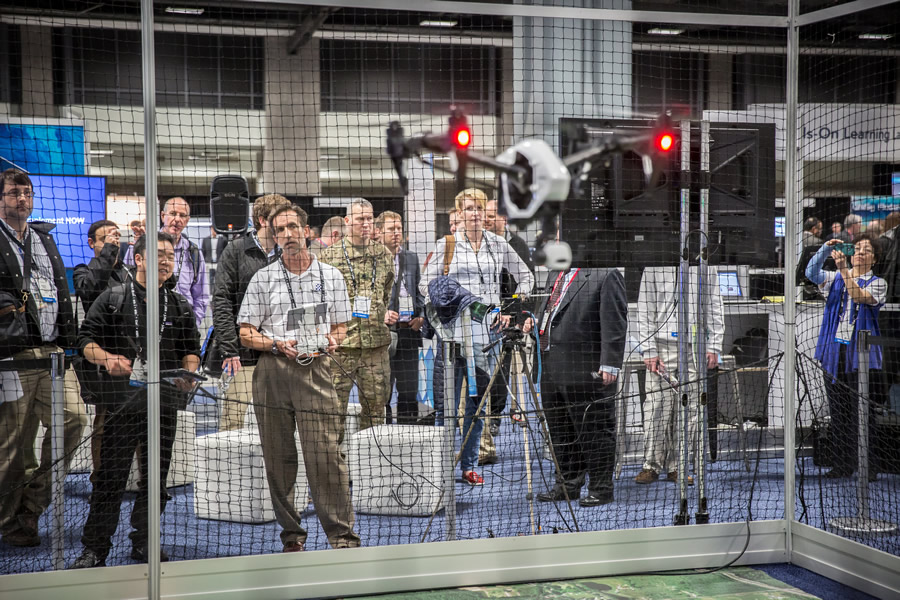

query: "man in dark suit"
xmin=376 ymin=211 xmax=425 ymax=424
xmin=535 ymin=267 xmax=627 ymax=507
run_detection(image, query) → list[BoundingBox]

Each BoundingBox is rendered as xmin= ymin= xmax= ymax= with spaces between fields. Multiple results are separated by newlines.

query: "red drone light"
xmin=656 ymin=133 xmax=675 ymax=152
xmin=454 ymin=128 xmax=472 ymax=148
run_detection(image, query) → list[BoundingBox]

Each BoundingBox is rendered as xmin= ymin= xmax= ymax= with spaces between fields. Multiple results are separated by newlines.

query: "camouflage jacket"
xmin=319 ymin=238 xmax=394 ymax=349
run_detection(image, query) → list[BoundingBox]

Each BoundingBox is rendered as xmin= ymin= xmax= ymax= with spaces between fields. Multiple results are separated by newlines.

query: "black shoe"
xmin=70 ymin=548 xmax=106 ymax=569
xmin=537 ymin=484 xmax=580 ymax=503
xmin=131 ymin=544 xmax=170 ymax=563
xmin=579 ymin=491 xmax=614 ymax=507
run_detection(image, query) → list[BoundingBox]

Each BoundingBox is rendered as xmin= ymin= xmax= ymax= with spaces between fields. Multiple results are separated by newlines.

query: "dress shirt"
xmin=420 ymin=230 xmax=534 ymax=344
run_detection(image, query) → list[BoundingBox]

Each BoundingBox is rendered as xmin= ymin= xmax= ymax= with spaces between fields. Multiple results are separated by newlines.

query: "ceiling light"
xmin=165 ymin=7 xmax=205 ymax=16
xmin=89 ymin=149 xmax=114 ymax=156
xmin=419 ymin=20 xmax=458 ymax=28
xmin=859 ymin=33 xmax=893 ymax=41
xmin=647 ymin=28 xmax=684 ymax=36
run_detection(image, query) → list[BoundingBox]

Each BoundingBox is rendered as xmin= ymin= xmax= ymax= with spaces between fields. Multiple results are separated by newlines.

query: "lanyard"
xmin=130 ymin=280 xmax=168 ymax=357
xmin=464 ymin=232 xmax=497 ymax=288
xmin=341 ymin=240 xmax=376 ymax=291
xmin=174 ymin=244 xmax=187 ymax=281
xmin=840 ymin=275 xmax=876 ymax=326
xmin=279 ymin=257 xmax=326 ymax=309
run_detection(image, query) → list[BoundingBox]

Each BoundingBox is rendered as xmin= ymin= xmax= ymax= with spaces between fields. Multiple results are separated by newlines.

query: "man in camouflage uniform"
xmin=319 ymin=198 xmax=394 ymax=433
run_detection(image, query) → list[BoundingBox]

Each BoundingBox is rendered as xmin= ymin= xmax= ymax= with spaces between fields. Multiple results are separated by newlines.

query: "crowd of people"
xmin=4 ymin=161 xmax=895 ymax=567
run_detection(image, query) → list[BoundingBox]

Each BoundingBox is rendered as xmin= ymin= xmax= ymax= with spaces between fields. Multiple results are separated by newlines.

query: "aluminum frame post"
xmin=675 ymin=119 xmax=691 ymax=526
xmin=442 ymin=339 xmax=457 ymax=541
xmin=695 ymin=121 xmax=710 ymax=525
xmin=49 ymin=351 xmax=65 ymax=571
xmin=140 ymin=0 xmax=161 ymax=595
xmin=829 ymin=330 xmax=898 ymax=536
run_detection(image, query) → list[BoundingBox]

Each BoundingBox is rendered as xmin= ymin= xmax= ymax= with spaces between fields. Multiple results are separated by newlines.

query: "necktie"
xmin=540 ymin=271 xmax=568 ymax=352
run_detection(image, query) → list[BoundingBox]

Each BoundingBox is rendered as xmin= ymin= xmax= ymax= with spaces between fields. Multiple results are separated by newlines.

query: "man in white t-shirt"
xmin=238 ymin=204 xmax=360 ymax=552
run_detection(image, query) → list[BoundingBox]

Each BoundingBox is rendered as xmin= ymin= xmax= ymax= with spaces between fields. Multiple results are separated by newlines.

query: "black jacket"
xmin=78 ymin=281 xmax=200 ymax=389
xmin=536 ymin=268 xmax=628 ymax=389
xmin=388 ymin=248 xmax=425 ymax=345
xmin=0 ymin=221 xmax=76 ymax=350
xmin=211 ymin=234 xmax=277 ymax=364
xmin=73 ymin=242 xmax=132 ymax=314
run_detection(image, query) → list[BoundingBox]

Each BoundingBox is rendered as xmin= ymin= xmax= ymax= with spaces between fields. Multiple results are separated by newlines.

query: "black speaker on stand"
xmin=210 ymin=174 xmax=250 ymax=236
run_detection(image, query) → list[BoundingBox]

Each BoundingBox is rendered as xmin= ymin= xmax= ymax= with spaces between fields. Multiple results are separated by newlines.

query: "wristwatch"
xmin=271 ymin=339 xmax=279 ymax=355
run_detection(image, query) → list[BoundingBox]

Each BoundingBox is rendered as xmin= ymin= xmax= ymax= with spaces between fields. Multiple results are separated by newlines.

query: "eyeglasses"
xmin=2 ymin=190 xmax=34 ymax=199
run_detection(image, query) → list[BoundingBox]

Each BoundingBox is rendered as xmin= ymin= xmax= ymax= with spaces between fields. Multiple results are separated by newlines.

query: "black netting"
xmin=0 ymin=0 xmax=897 ymax=586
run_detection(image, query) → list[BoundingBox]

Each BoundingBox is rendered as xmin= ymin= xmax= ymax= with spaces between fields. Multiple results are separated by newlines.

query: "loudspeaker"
xmin=210 ymin=174 xmax=250 ymax=235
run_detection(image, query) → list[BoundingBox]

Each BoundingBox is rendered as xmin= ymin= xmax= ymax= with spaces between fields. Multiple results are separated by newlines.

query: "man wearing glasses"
xmin=124 ymin=197 xmax=209 ymax=327
xmin=0 ymin=168 xmax=87 ymax=547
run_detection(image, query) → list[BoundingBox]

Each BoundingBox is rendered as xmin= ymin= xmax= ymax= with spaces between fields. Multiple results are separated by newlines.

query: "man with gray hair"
xmin=844 ymin=213 xmax=862 ymax=242
xmin=319 ymin=198 xmax=395 ymax=434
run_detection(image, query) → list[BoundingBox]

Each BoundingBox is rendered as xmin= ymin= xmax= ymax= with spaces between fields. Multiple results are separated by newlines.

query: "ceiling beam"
xmin=286 ymin=7 xmax=335 ymax=55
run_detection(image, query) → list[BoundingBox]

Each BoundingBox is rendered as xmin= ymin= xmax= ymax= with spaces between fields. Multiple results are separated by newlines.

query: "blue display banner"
xmin=28 ymin=174 xmax=107 ymax=269
xmin=0 ymin=122 xmax=87 ymax=175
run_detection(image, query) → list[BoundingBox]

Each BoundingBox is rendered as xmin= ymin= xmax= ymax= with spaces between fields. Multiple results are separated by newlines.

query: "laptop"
xmin=719 ymin=269 xmax=749 ymax=302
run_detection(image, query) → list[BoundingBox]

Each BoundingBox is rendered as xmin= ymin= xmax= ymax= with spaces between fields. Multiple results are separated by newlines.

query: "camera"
xmin=835 ymin=242 xmax=855 ymax=256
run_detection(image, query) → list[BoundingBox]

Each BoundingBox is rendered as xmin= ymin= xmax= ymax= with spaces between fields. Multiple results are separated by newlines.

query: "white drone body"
xmin=495 ymin=139 xmax=571 ymax=220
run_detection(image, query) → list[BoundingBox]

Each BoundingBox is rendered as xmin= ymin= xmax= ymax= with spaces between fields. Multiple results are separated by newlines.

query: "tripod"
xmin=422 ymin=325 xmax=579 ymax=541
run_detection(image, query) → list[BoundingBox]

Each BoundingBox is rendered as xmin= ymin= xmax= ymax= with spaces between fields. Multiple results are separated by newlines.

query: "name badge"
xmin=399 ymin=296 xmax=414 ymax=319
xmin=130 ymin=357 xmax=148 ymax=387
xmin=353 ymin=295 xmax=371 ymax=319
xmin=834 ymin=309 xmax=854 ymax=345
xmin=36 ymin=277 xmax=56 ymax=306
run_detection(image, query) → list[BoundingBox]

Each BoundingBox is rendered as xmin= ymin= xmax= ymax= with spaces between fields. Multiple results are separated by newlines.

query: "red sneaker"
xmin=462 ymin=470 xmax=484 ymax=486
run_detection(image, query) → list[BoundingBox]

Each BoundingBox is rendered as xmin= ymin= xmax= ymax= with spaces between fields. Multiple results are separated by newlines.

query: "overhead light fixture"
xmin=647 ymin=28 xmax=684 ymax=36
xmin=419 ymin=19 xmax=458 ymax=28
xmin=89 ymin=149 xmax=114 ymax=156
xmin=165 ymin=7 xmax=205 ymax=16
xmin=859 ymin=33 xmax=893 ymax=40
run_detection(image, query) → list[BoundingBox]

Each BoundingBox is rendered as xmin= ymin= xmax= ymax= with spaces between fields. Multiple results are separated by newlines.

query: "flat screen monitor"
xmin=27 ymin=174 xmax=107 ymax=268
xmin=892 ymin=172 xmax=900 ymax=196
xmin=718 ymin=270 xmax=743 ymax=298
xmin=775 ymin=216 xmax=785 ymax=237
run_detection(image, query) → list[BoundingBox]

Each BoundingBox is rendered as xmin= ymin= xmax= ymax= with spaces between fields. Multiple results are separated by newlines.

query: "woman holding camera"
xmin=806 ymin=233 xmax=885 ymax=480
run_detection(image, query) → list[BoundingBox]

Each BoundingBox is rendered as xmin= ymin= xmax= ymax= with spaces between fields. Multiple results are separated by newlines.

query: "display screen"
xmin=892 ymin=172 xmax=900 ymax=196
xmin=775 ymin=216 xmax=785 ymax=237
xmin=27 ymin=174 xmax=107 ymax=268
xmin=719 ymin=270 xmax=743 ymax=297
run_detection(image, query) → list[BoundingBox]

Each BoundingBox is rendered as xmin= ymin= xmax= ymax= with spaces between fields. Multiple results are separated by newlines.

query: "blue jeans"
xmin=433 ymin=335 xmax=499 ymax=472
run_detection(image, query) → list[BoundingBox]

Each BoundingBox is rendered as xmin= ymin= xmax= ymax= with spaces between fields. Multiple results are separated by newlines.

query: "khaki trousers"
xmin=219 ymin=364 xmax=255 ymax=432
xmin=0 ymin=347 xmax=87 ymax=532
xmin=253 ymin=353 xmax=360 ymax=549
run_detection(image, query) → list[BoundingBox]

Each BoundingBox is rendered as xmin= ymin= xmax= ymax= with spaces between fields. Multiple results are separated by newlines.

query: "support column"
xmin=259 ymin=38 xmax=320 ymax=196
xmin=20 ymin=25 xmax=55 ymax=118
xmin=512 ymin=0 xmax=632 ymax=150
xmin=708 ymin=54 xmax=733 ymax=110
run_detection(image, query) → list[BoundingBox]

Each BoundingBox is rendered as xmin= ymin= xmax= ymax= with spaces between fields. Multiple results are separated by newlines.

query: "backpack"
xmin=187 ymin=241 xmax=202 ymax=286
xmin=442 ymin=235 xmax=456 ymax=276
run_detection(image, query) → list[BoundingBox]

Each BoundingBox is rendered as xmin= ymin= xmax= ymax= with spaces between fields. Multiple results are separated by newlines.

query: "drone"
xmin=386 ymin=106 xmax=677 ymax=270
